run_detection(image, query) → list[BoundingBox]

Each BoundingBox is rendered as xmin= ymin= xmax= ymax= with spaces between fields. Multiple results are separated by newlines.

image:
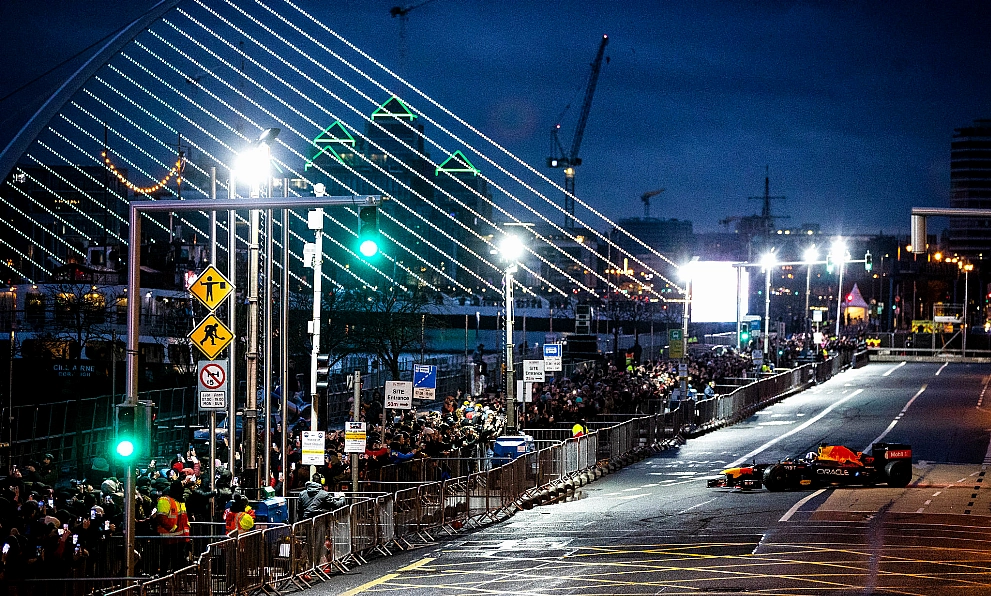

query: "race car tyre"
xmin=763 ymin=464 xmax=788 ymax=492
xmin=884 ymin=460 xmax=912 ymax=488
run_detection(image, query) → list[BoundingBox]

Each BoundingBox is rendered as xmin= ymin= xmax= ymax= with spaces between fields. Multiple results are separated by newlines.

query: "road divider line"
xmin=977 ymin=376 xmax=990 ymax=409
xmin=864 ymin=384 xmax=926 ymax=451
xmin=338 ymin=573 xmax=399 ymax=596
xmin=936 ymin=362 xmax=949 ymax=376
xmin=726 ymin=389 xmax=864 ymax=468
xmin=677 ymin=498 xmax=716 ymax=515
xmin=882 ymin=361 xmax=907 ymax=377
xmin=780 ymin=488 xmax=826 ymax=522
xmin=397 ymin=557 xmax=435 ymax=572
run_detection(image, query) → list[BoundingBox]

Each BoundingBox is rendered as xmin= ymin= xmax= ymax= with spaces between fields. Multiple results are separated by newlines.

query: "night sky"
xmin=2 ymin=0 xmax=989 ymax=236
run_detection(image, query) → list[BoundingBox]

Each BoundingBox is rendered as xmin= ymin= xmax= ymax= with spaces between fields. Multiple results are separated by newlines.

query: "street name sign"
xmin=189 ymin=264 xmax=234 ymax=311
xmin=189 ymin=314 xmax=234 ymax=360
xmin=384 ymin=380 xmax=413 ymax=410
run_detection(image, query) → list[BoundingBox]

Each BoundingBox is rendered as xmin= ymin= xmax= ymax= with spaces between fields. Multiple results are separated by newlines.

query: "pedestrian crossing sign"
xmin=189 ymin=314 xmax=234 ymax=359
xmin=189 ymin=265 xmax=234 ymax=311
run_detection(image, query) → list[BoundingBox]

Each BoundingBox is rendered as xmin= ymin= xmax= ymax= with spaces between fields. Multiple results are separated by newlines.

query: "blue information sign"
xmin=412 ymin=364 xmax=437 ymax=400
xmin=543 ymin=344 xmax=561 ymax=358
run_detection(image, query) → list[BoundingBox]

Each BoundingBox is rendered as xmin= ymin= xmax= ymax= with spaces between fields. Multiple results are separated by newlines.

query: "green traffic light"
xmin=359 ymin=238 xmax=379 ymax=257
xmin=116 ymin=439 xmax=135 ymax=458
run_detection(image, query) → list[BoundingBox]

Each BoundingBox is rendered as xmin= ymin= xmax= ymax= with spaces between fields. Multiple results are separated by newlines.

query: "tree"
xmin=345 ymin=287 xmax=439 ymax=380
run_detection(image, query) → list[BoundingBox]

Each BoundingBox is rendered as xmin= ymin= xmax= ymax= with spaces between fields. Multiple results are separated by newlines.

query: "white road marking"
xmin=935 ymin=362 xmax=949 ymax=376
xmin=882 ymin=361 xmax=907 ymax=377
xmin=677 ymin=498 xmax=716 ymax=514
xmin=621 ymin=487 xmax=642 ymax=492
xmin=933 ymin=491 xmax=942 ymax=497
xmin=864 ymin=384 xmax=927 ymax=451
xmin=978 ymin=376 xmax=991 ymax=409
xmin=640 ymin=483 xmax=659 ymax=487
xmin=759 ymin=421 xmax=795 ymax=426
xmin=616 ymin=494 xmax=648 ymax=500
xmin=924 ymin=500 xmax=932 ymax=505
xmin=726 ymin=389 xmax=864 ymax=468
xmin=916 ymin=508 xmax=925 ymax=513
xmin=779 ymin=489 xmax=826 ymax=522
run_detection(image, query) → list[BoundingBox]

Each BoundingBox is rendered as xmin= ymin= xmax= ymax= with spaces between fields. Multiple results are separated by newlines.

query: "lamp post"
xmin=803 ymin=247 xmax=817 ymax=336
xmin=963 ymin=261 xmax=973 ymax=357
xmin=831 ymin=240 xmax=848 ymax=337
xmin=500 ymin=233 xmax=526 ymax=435
xmin=678 ymin=258 xmax=698 ymax=394
xmin=233 ymin=127 xmax=279 ymax=492
xmin=761 ymin=252 xmax=777 ymax=357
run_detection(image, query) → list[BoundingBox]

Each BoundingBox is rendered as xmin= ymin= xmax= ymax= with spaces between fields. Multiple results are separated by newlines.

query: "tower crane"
xmin=640 ymin=188 xmax=665 ymax=218
xmin=547 ymin=34 xmax=609 ymax=229
xmin=390 ymin=0 xmax=440 ymax=78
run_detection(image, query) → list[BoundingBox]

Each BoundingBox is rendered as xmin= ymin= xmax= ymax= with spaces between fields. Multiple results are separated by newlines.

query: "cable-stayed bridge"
xmin=0 ymin=0 xmax=684 ymax=309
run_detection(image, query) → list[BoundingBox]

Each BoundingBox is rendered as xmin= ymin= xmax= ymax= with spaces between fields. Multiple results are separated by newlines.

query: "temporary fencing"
xmin=23 ymin=352 xmax=854 ymax=594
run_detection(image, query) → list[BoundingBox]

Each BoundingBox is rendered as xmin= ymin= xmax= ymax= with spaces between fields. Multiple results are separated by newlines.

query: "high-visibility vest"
xmin=156 ymin=496 xmax=190 ymax=538
xmin=225 ymin=508 xmax=255 ymax=534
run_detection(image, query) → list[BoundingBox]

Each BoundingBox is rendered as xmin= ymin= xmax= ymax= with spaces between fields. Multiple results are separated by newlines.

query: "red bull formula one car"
xmin=706 ymin=443 xmax=913 ymax=491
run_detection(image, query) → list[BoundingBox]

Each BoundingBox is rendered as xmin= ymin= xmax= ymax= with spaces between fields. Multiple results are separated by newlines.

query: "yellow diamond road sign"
xmin=189 ymin=265 xmax=233 ymax=311
xmin=189 ymin=314 xmax=234 ymax=360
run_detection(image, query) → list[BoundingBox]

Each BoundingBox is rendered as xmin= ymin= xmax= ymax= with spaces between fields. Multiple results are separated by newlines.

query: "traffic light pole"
xmin=124 ymin=194 xmax=380 ymax=579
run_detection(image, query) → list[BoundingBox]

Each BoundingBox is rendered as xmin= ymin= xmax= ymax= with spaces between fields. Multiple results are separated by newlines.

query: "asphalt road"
xmin=317 ymin=362 xmax=991 ymax=595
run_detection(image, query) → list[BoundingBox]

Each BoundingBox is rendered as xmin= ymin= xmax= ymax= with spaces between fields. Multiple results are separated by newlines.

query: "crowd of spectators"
xmin=0 ymin=342 xmax=779 ymax=585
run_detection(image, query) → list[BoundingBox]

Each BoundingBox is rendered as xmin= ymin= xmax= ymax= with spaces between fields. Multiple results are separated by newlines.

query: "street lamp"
xmin=803 ymin=246 xmax=817 ymax=335
xmin=760 ymin=252 xmax=777 ymax=357
xmin=678 ymin=258 xmax=698 ymax=394
xmin=831 ymin=239 xmax=848 ymax=337
xmin=962 ymin=261 xmax=974 ymax=356
xmin=233 ymin=127 xmax=280 ymax=493
xmin=500 ymin=233 xmax=525 ymax=434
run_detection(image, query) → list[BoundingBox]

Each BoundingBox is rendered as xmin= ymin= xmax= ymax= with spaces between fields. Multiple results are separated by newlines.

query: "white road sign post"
xmin=384 ymin=380 xmax=413 ymax=410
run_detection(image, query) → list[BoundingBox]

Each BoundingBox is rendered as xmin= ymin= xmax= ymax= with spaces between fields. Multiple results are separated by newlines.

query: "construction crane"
xmin=547 ymin=34 xmax=609 ymax=229
xmin=390 ymin=0 xmax=440 ymax=79
xmin=640 ymin=188 xmax=665 ymax=218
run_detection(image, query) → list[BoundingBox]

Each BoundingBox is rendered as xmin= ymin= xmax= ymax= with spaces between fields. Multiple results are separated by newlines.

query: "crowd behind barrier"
xmin=0 ymin=347 xmax=859 ymax=595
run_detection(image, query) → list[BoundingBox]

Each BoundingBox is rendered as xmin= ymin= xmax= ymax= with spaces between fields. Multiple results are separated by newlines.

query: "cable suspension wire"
xmin=176 ymin=5 xmax=564 ymax=298
xmin=7 ymin=173 xmax=96 ymax=250
xmin=142 ymin=23 xmax=468 ymax=295
xmin=273 ymin=0 xmax=685 ymax=295
xmin=0 ymin=215 xmax=63 ymax=271
xmin=241 ymin=0 xmax=670 ymax=300
xmin=0 ymin=231 xmax=48 ymax=282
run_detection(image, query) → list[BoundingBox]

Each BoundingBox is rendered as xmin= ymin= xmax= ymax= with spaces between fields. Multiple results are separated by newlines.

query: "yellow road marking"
xmin=397 ymin=557 xmax=435 ymax=572
xmin=338 ymin=573 xmax=398 ymax=596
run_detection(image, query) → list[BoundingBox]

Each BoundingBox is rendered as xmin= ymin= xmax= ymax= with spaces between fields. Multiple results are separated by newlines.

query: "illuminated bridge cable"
xmin=273 ymin=0 xmax=683 ymax=294
xmin=234 ymin=1 xmax=650 ymax=300
xmin=127 ymin=37 xmax=405 ymax=292
xmin=0 ymin=198 xmax=74 ymax=264
xmin=7 ymin=174 xmax=94 ymax=251
xmin=0 ymin=217 xmax=58 ymax=274
xmin=149 ymin=19 xmax=456 ymax=294
xmin=164 ymin=11 xmax=485 ymax=296
xmin=205 ymin=1 xmax=567 ymax=297
xmin=171 ymin=7 xmax=555 ymax=298
xmin=141 ymin=24 xmax=465 ymax=294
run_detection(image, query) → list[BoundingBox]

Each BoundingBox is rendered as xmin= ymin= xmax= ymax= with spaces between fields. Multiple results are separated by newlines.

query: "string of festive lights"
xmin=102 ymin=149 xmax=183 ymax=195
xmin=275 ymin=0 xmax=684 ymax=294
xmin=219 ymin=0 xmax=640 ymax=299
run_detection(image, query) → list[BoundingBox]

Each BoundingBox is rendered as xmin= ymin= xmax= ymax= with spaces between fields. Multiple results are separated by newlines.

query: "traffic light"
xmin=357 ymin=206 xmax=379 ymax=257
xmin=114 ymin=402 xmax=153 ymax=463
xmin=740 ymin=329 xmax=750 ymax=345
xmin=826 ymin=253 xmax=835 ymax=274
xmin=864 ymin=250 xmax=873 ymax=272
xmin=316 ymin=353 xmax=330 ymax=397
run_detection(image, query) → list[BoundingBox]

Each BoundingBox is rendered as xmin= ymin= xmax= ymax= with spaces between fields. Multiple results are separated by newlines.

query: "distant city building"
xmin=610 ymin=217 xmax=693 ymax=262
xmin=949 ymin=119 xmax=991 ymax=256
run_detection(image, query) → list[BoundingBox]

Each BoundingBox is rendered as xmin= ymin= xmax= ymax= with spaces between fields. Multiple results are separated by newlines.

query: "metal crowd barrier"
xmin=26 ymin=353 xmax=854 ymax=594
